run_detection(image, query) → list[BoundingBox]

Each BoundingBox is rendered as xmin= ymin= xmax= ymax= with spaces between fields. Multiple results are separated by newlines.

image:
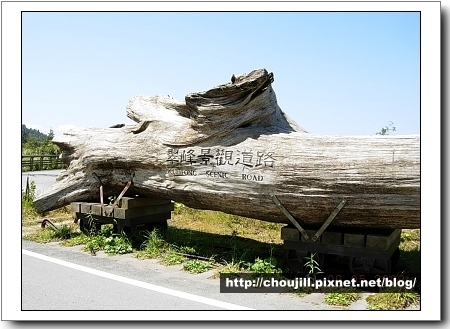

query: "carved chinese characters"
xmin=165 ymin=147 xmax=275 ymax=182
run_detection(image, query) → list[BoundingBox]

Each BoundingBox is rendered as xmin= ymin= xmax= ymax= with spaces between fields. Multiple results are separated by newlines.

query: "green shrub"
xmin=136 ymin=229 xmax=166 ymax=258
xmin=183 ymin=259 xmax=213 ymax=274
xmin=22 ymin=180 xmax=38 ymax=218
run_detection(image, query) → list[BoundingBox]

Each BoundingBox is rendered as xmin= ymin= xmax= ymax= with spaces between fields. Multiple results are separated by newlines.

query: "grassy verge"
xmin=22 ymin=182 xmax=420 ymax=309
xmin=366 ymin=288 xmax=420 ymax=310
xmin=324 ymin=289 xmax=362 ymax=307
xmin=23 ymin=198 xmax=287 ymax=275
xmin=362 ymin=228 xmax=420 ymax=310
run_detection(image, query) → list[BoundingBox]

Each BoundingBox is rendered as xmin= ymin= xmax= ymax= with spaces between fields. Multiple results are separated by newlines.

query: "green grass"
xmin=396 ymin=229 xmax=420 ymax=274
xmin=22 ymin=180 xmax=40 ymax=220
xmin=247 ymin=256 xmax=282 ymax=274
xmin=23 ymin=223 xmax=80 ymax=243
xmin=366 ymin=288 xmax=420 ymax=310
xmin=160 ymin=250 xmax=186 ymax=266
xmin=81 ymin=226 xmax=133 ymax=256
xmin=324 ymin=290 xmax=362 ymax=307
xmin=217 ymin=260 xmax=247 ymax=274
xmin=22 ymin=197 xmax=421 ymax=310
xmin=103 ymin=235 xmax=133 ymax=255
xmin=60 ymin=234 xmax=91 ymax=246
xmin=135 ymin=229 xmax=167 ymax=259
xmin=83 ymin=234 xmax=133 ymax=256
xmin=183 ymin=259 xmax=214 ymax=274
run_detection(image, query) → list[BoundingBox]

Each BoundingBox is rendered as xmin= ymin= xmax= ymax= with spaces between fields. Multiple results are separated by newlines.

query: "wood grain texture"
xmin=34 ymin=69 xmax=420 ymax=229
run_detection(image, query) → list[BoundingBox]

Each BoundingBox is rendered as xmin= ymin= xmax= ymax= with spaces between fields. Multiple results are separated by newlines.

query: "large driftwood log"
xmin=34 ymin=69 xmax=420 ymax=229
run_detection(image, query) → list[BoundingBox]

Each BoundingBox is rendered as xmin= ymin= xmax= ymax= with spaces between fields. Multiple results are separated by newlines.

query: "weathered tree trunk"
xmin=34 ymin=69 xmax=420 ymax=229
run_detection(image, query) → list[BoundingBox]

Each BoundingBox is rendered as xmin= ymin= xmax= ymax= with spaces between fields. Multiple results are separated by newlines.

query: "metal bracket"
xmin=40 ymin=218 xmax=58 ymax=231
xmin=270 ymin=193 xmax=310 ymax=241
xmin=271 ymin=193 xmax=346 ymax=243
xmin=311 ymin=200 xmax=346 ymax=242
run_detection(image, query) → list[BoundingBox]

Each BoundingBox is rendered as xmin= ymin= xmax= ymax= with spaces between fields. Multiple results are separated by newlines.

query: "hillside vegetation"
xmin=22 ymin=124 xmax=60 ymax=155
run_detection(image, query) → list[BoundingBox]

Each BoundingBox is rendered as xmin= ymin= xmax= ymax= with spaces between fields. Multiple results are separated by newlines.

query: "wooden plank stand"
xmin=274 ymin=195 xmax=401 ymax=274
xmin=282 ymin=226 xmax=401 ymax=274
xmin=71 ymin=196 xmax=174 ymax=236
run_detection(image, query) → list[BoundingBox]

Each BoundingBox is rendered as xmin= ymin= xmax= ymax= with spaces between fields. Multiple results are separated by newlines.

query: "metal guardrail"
xmin=22 ymin=155 xmax=66 ymax=171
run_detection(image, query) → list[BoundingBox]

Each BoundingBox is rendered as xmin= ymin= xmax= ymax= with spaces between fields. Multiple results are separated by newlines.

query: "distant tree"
xmin=47 ymin=128 xmax=55 ymax=141
xmin=21 ymin=124 xmax=47 ymax=143
xmin=376 ymin=121 xmax=396 ymax=135
xmin=22 ymin=125 xmax=60 ymax=155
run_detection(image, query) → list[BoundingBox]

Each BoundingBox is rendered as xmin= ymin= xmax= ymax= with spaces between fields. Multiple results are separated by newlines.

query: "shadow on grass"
xmin=321 ymin=249 xmax=420 ymax=275
xmin=395 ymin=249 xmax=421 ymax=274
xmin=85 ymin=223 xmax=420 ymax=277
xmin=134 ymin=225 xmax=421 ymax=275
xmin=133 ymin=225 xmax=287 ymax=268
xmin=130 ymin=225 xmax=421 ymax=275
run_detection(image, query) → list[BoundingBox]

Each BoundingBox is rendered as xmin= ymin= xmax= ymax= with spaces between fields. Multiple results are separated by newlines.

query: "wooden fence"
xmin=22 ymin=155 xmax=67 ymax=171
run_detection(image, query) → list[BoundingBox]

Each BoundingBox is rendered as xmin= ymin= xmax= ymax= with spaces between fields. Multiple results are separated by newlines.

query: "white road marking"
xmin=22 ymin=249 xmax=254 ymax=310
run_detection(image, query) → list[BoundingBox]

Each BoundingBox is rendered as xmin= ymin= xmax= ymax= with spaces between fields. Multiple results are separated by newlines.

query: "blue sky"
xmin=22 ymin=11 xmax=420 ymax=136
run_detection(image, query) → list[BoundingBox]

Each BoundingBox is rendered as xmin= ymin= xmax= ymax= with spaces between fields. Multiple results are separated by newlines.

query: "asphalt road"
xmin=21 ymin=170 xmax=342 ymax=316
xmin=19 ymin=170 xmax=423 ymax=318
xmin=22 ymin=240 xmax=341 ymax=314
xmin=22 ymin=169 xmax=63 ymax=196
xmin=22 ymin=242 xmax=224 ymax=311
